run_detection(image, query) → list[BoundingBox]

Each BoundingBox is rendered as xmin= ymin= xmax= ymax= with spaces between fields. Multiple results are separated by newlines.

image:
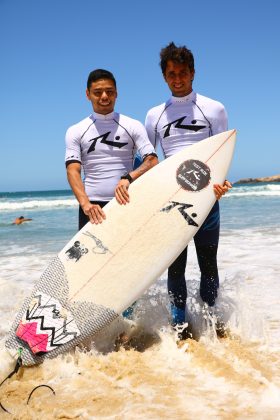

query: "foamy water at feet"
xmin=0 ymin=184 xmax=280 ymax=418
xmin=1 ymin=336 xmax=279 ymax=419
xmin=0 ymin=236 xmax=280 ymax=419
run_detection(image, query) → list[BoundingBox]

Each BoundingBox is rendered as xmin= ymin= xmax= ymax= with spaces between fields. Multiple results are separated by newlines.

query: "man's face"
xmin=86 ymin=79 xmax=117 ymax=114
xmin=164 ymin=60 xmax=195 ymax=97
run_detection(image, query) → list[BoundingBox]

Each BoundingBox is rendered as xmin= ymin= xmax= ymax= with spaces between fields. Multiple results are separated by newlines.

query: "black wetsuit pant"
xmin=168 ymin=201 xmax=220 ymax=309
xmin=79 ymin=201 xmax=108 ymax=230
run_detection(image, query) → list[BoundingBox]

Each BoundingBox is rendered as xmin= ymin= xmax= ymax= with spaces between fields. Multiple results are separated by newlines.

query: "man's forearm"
xmin=130 ymin=155 xmax=158 ymax=181
xmin=67 ymin=169 xmax=90 ymax=208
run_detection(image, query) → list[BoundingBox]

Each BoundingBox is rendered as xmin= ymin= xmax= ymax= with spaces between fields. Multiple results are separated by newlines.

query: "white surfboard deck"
xmin=6 ymin=130 xmax=236 ymax=365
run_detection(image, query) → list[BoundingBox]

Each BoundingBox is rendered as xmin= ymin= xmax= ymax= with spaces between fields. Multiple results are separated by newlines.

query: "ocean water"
xmin=0 ymin=183 xmax=279 ymax=419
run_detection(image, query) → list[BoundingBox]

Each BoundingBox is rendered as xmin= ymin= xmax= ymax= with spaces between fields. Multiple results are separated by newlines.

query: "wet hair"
xmin=160 ymin=42 xmax=195 ymax=74
xmin=87 ymin=69 xmax=117 ymax=90
xmin=19 ymin=216 xmax=24 ymax=219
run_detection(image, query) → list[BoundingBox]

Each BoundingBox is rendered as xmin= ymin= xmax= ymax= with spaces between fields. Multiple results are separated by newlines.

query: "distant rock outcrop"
xmin=235 ymin=174 xmax=280 ymax=184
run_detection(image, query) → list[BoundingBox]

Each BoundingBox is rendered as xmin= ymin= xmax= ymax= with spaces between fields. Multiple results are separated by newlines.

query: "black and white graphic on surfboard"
xmin=161 ymin=201 xmax=199 ymax=227
xmin=176 ymin=159 xmax=211 ymax=192
xmin=65 ymin=241 xmax=88 ymax=262
xmin=16 ymin=292 xmax=81 ymax=354
xmin=82 ymin=231 xmax=110 ymax=254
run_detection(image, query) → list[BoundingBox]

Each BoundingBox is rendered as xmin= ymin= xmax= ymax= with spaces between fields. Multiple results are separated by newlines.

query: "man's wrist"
xmin=79 ymin=195 xmax=91 ymax=209
xmin=120 ymin=172 xmax=133 ymax=183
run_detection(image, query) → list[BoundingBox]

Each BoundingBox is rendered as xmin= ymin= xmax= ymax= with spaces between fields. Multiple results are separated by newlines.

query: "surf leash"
xmin=0 ymin=347 xmax=23 ymax=414
xmin=0 ymin=347 xmax=55 ymax=415
xmin=27 ymin=384 xmax=55 ymax=405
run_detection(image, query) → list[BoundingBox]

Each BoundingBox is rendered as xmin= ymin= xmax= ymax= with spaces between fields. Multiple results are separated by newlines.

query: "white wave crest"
xmin=226 ymin=183 xmax=280 ymax=197
xmin=226 ymin=190 xmax=280 ymax=197
xmin=0 ymin=199 xmax=78 ymax=211
xmin=267 ymin=184 xmax=280 ymax=191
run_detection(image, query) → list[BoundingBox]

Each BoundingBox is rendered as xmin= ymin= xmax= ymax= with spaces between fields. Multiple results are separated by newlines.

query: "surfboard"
xmin=6 ymin=129 xmax=236 ymax=366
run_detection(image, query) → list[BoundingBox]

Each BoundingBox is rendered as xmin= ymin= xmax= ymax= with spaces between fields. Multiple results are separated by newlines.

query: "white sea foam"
xmin=0 ymin=198 xmax=78 ymax=211
xmin=226 ymin=183 xmax=280 ymax=197
xmin=1 ymin=257 xmax=279 ymax=418
xmin=226 ymin=190 xmax=280 ymax=197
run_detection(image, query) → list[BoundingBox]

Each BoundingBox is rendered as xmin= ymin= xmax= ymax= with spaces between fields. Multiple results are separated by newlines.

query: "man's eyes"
xmin=168 ymin=72 xmax=188 ymax=78
xmin=93 ymin=90 xmax=115 ymax=95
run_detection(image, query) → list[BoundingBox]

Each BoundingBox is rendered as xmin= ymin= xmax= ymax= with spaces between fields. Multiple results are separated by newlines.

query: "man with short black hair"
xmin=145 ymin=43 xmax=231 ymax=337
xmin=65 ymin=69 xmax=158 ymax=230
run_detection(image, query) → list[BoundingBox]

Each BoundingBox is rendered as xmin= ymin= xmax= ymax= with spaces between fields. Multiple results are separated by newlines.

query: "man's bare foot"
xmin=114 ymin=332 xmax=131 ymax=350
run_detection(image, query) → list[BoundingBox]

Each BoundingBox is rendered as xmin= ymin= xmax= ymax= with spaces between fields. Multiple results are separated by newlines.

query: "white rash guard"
xmin=65 ymin=111 xmax=156 ymax=201
xmin=145 ymin=91 xmax=228 ymax=158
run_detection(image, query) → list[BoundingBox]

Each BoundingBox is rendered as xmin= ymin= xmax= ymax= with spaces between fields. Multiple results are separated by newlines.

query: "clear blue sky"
xmin=1 ymin=0 xmax=279 ymax=192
